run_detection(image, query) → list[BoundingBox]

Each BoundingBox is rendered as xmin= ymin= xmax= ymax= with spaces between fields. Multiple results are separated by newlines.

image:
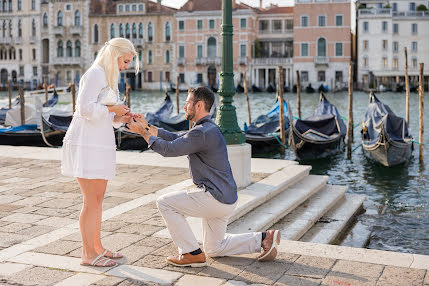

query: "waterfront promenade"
xmin=0 ymin=145 xmax=428 ymax=286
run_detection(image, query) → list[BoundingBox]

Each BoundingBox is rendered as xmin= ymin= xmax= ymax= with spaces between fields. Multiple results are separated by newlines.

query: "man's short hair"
xmin=188 ymin=86 xmax=215 ymax=112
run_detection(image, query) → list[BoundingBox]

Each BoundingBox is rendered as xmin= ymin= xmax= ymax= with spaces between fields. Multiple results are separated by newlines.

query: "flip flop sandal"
xmin=81 ymin=254 xmax=117 ymax=267
xmin=102 ymin=249 xmax=123 ymax=259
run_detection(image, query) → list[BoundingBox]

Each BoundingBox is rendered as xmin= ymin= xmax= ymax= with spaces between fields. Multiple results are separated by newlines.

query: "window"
xmin=197 ymin=19 xmax=203 ymax=30
xmin=240 ymin=44 xmax=246 ymax=57
xmin=393 ymin=3 xmax=397 ymax=11
xmin=179 ymin=73 xmax=184 ymax=83
xmin=207 ymin=37 xmax=216 ymax=58
xmin=132 ymin=4 xmax=136 ymax=11
xmin=32 ymin=19 xmax=36 ymax=36
xmin=66 ymin=71 xmax=71 ymax=81
xmin=209 ymin=19 xmax=215 ymax=29
xmin=377 ymin=3 xmax=383 ymax=8
xmin=110 ymin=24 xmax=115 ymax=38
xmin=65 ymin=4 xmax=71 ymax=11
xmin=147 ymin=71 xmax=152 ymax=82
xmin=317 ymin=38 xmax=326 ymax=57
xmin=139 ymin=4 xmax=144 ymax=11
xmin=197 ymin=45 xmax=203 ymax=58
xmin=393 ymin=41 xmax=398 ymax=53
xmin=43 ymin=13 xmax=48 ymax=26
xmin=301 ymin=71 xmax=308 ymax=82
xmin=272 ymin=20 xmax=282 ymax=31
xmin=125 ymin=4 xmax=130 ymax=12
xmin=363 ymin=40 xmax=368 ymax=50
xmin=336 ymin=15 xmax=343 ymax=26
xmin=31 ymin=0 xmax=35 ymax=10
xmin=93 ymin=24 xmax=99 ymax=43
xmin=125 ymin=23 xmax=130 ymax=38
xmin=382 ymin=21 xmax=388 ymax=32
xmin=393 ymin=23 xmax=398 ymax=34
xmin=148 ymin=22 xmax=153 ymax=41
xmin=132 ymin=23 xmax=137 ymax=38
xmin=197 ymin=73 xmax=203 ymax=84
xmin=335 ymin=43 xmax=343 ymax=56
xmin=139 ymin=23 xmax=143 ymax=38
xmin=335 ymin=71 xmax=343 ymax=83
xmin=17 ymin=0 xmax=21 ymax=10
xmin=94 ymin=52 xmax=97 ymax=60
xmin=74 ymin=40 xmax=81 ymax=57
xmin=363 ymin=21 xmax=368 ymax=32
xmin=148 ymin=50 xmax=152 ymax=64
xmin=318 ymin=15 xmax=326 ymax=27
xmin=66 ymin=40 xmax=72 ymax=57
xmin=57 ymin=40 xmax=63 ymax=57
xmin=412 ymin=57 xmax=417 ymax=68
xmin=318 ymin=71 xmax=325 ymax=82
xmin=412 ymin=41 xmax=417 ymax=52
xmin=178 ymin=20 xmax=184 ymax=30
xmin=364 ymin=57 xmax=368 ymax=67
xmin=19 ymin=66 xmax=24 ymax=76
xmin=74 ymin=10 xmax=81 ymax=26
xmin=301 ymin=43 xmax=308 ymax=56
xmin=409 ymin=2 xmax=416 ymax=11
xmin=119 ymin=5 xmax=123 ymax=12
xmin=301 ymin=16 xmax=308 ymax=27
xmin=18 ymin=20 xmax=21 ymax=37
xmin=165 ymin=22 xmax=171 ymax=41
xmin=286 ymin=19 xmax=293 ymax=30
xmin=33 ymin=66 xmax=37 ymax=76
xmin=382 ymin=40 xmax=388 ymax=50
xmin=382 ymin=57 xmax=387 ymax=68
xmin=179 ymin=45 xmax=185 ymax=58
xmin=165 ymin=50 xmax=170 ymax=63
xmin=19 ymin=49 xmax=22 ymax=60
xmin=57 ymin=11 xmax=63 ymax=26
xmin=412 ymin=23 xmax=417 ymax=34
xmin=165 ymin=71 xmax=170 ymax=82
xmin=259 ymin=20 xmax=268 ymax=31
xmin=393 ymin=57 xmax=398 ymax=69
xmin=32 ymin=49 xmax=36 ymax=60
xmin=119 ymin=23 xmax=124 ymax=37
xmin=240 ymin=18 xmax=246 ymax=29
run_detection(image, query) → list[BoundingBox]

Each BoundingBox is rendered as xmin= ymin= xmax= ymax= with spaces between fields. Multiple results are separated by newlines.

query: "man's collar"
xmin=194 ymin=115 xmax=211 ymax=126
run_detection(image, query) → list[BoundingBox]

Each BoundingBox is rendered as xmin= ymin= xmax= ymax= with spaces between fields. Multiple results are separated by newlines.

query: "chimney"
xmin=232 ymin=0 xmax=236 ymax=10
xmin=157 ymin=0 xmax=161 ymax=12
xmin=101 ymin=0 xmax=107 ymax=14
xmin=188 ymin=0 xmax=194 ymax=11
xmin=259 ymin=0 xmax=263 ymax=9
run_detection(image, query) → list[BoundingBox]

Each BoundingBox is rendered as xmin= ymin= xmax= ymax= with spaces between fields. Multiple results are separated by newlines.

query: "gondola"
xmin=305 ymin=83 xmax=315 ymax=93
xmin=244 ymin=100 xmax=289 ymax=152
xmin=251 ymin=85 xmax=263 ymax=93
xmin=361 ymin=92 xmax=413 ymax=167
xmin=289 ymin=93 xmax=346 ymax=160
xmin=169 ymin=82 xmax=188 ymax=93
xmin=318 ymin=84 xmax=328 ymax=93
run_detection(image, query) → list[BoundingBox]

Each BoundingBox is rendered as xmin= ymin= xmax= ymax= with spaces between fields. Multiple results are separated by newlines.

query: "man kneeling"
xmin=127 ymin=87 xmax=280 ymax=267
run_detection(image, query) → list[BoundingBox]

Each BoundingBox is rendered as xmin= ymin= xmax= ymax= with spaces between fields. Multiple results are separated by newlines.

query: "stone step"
xmin=299 ymin=194 xmax=366 ymax=244
xmin=271 ymin=185 xmax=347 ymax=241
xmin=339 ymin=221 xmax=372 ymax=248
xmin=153 ymin=164 xmax=312 ymax=240
xmin=227 ymin=175 xmax=329 ymax=234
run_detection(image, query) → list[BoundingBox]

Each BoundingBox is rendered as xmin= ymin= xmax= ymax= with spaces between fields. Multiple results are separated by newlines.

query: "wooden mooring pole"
xmin=7 ymin=80 xmax=12 ymax=108
xmin=70 ymin=83 xmax=76 ymax=114
xmin=296 ymin=70 xmax=301 ymax=119
xmin=176 ymin=76 xmax=180 ymax=114
xmin=404 ymin=47 xmax=410 ymax=126
xmin=243 ymin=72 xmax=251 ymax=125
xmin=278 ymin=66 xmax=286 ymax=156
xmin=125 ymin=82 xmax=131 ymax=108
xmin=347 ymin=61 xmax=354 ymax=159
xmin=19 ymin=85 xmax=25 ymax=126
xmin=44 ymin=76 xmax=49 ymax=107
xmin=418 ymin=63 xmax=424 ymax=163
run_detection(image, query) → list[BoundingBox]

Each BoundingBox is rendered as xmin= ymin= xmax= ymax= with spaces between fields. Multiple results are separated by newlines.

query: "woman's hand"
xmin=134 ymin=114 xmax=149 ymax=128
xmin=107 ymin=104 xmax=129 ymax=116
xmin=114 ymin=113 xmax=132 ymax=124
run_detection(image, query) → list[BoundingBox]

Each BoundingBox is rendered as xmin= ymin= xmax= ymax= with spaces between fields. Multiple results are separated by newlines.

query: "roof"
xmin=90 ymin=0 xmax=176 ymax=16
xmin=259 ymin=6 xmax=294 ymax=14
xmin=179 ymin=0 xmax=253 ymax=12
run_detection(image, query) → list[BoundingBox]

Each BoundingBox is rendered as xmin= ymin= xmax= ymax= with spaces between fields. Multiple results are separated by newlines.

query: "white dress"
xmin=61 ymin=65 xmax=122 ymax=180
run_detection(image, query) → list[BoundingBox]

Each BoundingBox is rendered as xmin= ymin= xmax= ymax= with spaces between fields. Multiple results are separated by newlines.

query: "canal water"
xmin=1 ymin=89 xmax=428 ymax=255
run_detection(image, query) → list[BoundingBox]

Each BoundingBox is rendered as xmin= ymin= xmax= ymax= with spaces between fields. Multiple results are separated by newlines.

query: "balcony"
xmin=41 ymin=25 xmax=49 ymax=34
xmin=177 ymin=58 xmax=185 ymax=66
xmin=195 ymin=57 xmax=206 ymax=65
xmin=392 ymin=11 xmax=429 ymax=18
xmin=70 ymin=25 xmax=83 ymax=35
xmin=53 ymin=26 xmax=65 ymax=35
xmin=358 ymin=8 xmax=392 ymax=17
xmin=252 ymin=57 xmax=293 ymax=66
xmin=52 ymin=57 xmax=83 ymax=65
xmin=131 ymin=38 xmax=144 ymax=47
xmin=0 ymin=37 xmax=12 ymax=44
xmin=238 ymin=57 xmax=247 ymax=65
xmin=314 ymin=56 xmax=329 ymax=65
xmin=205 ymin=57 xmax=221 ymax=65
xmin=29 ymin=36 xmax=36 ymax=43
xmin=14 ymin=37 xmax=23 ymax=44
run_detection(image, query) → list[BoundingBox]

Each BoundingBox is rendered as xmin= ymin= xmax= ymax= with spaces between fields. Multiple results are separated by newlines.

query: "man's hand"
xmin=107 ymin=104 xmax=129 ymax=116
xmin=115 ymin=113 xmax=132 ymax=124
xmin=134 ymin=114 xmax=148 ymax=128
xmin=126 ymin=119 xmax=144 ymax=135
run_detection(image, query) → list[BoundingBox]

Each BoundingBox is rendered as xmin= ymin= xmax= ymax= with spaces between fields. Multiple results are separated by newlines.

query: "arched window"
xmin=66 ymin=40 xmax=72 ymax=57
xmin=110 ymin=23 xmax=115 ymax=38
xmin=132 ymin=23 xmax=137 ymax=39
xmin=32 ymin=19 xmax=36 ymax=37
xmin=93 ymin=24 xmax=99 ymax=43
xmin=43 ymin=13 xmax=48 ymax=26
xmin=10 ymin=48 xmax=15 ymax=60
xmin=138 ymin=50 xmax=142 ymax=61
xmin=2 ymin=21 xmax=5 ymax=37
xmin=165 ymin=22 xmax=170 ymax=41
xmin=148 ymin=22 xmax=153 ymax=41
xmin=57 ymin=10 xmax=63 ymax=26
xmin=317 ymin=38 xmax=326 ymax=57
xmin=74 ymin=10 xmax=81 ymax=26
xmin=57 ymin=40 xmax=63 ymax=57
xmin=166 ymin=50 xmax=170 ymax=63
xmin=138 ymin=22 xmax=143 ymax=38
xmin=119 ymin=23 xmax=123 ymax=37
xmin=75 ymin=40 xmax=81 ymax=57
xmin=2 ymin=1 xmax=6 ymax=11
xmin=8 ymin=19 xmax=11 ymax=37
xmin=125 ymin=23 xmax=130 ymax=38
xmin=148 ymin=50 xmax=152 ymax=64
xmin=17 ymin=19 xmax=21 ymax=37
xmin=17 ymin=0 xmax=21 ymax=10
xmin=207 ymin=37 xmax=216 ymax=58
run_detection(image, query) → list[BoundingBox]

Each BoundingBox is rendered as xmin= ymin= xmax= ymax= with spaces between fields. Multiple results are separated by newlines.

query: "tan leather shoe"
xmin=166 ymin=252 xmax=207 ymax=267
xmin=258 ymin=230 xmax=281 ymax=262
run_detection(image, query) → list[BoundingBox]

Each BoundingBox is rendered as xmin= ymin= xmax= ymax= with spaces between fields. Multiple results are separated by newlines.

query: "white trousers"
xmin=156 ymin=187 xmax=262 ymax=257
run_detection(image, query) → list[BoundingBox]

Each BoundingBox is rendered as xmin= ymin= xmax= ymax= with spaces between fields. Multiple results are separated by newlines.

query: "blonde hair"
xmin=92 ymin=37 xmax=139 ymax=91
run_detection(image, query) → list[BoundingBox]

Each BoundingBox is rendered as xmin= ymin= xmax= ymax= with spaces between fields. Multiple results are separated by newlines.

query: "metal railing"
xmin=252 ymin=57 xmax=292 ymax=65
xmin=70 ymin=26 xmax=83 ymax=34
xmin=29 ymin=36 xmax=36 ymax=43
xmin=238 ymin=57 xmax=247 ymax=65
xmin=177 ymin=58 xmax=186 ymax=66
xmin=15 ymin=37 xmax=23 ymax=44
xmin=358 ymin=8 xmax=392 ymax=16
xmin=195 ymin=57 xmax=206 ymax=65
xmin=53 ymin=26 xmax=64 ymax=35
xmin=131 ymin=38 xmax=144 ymax=46
xmin=0 ymin=37 xmax=12 ymax=44
xmin=52 ymin=57 xmax=82 ymax=65
xmin=314 ymin=56 xmax=329 ymax=64
xmin=206 ymin=57 xmax=221 ymax=65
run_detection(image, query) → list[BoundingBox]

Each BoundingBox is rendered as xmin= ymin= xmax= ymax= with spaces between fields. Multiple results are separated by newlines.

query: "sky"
xmin=161 ymin=0 xmax=295 ymax=9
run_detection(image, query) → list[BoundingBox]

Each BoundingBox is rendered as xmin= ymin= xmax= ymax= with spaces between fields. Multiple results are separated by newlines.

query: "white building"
xmin=0 ymin=0 xmax=40 ymax=89
xmin=357 ymin=0 xmax=429 ymax=90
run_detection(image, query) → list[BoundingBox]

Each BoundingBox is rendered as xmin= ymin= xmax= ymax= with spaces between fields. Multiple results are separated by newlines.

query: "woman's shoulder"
xmin=83 ymin=64 xmax=106 ymax=79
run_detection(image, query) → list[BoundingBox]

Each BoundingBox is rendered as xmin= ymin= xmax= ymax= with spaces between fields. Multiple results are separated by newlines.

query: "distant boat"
xmin=305 ymin=83 xmax=315 ymax=93
xmin=244 ymin=100 xmax=289 ymax=152
xmin=361 ymin=92 xmax=413 ymax=167
xmin=289 ymin=93 xmax=346 ymax=160
xmin=318 ymin=84 xmax=328 ymax=93
xmin=169 ymin=82 xmax=188 ymax=93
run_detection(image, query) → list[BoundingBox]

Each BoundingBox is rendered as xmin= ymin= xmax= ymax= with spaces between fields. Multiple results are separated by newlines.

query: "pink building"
xmin=293 ymin=0 xmax=352 ymax=91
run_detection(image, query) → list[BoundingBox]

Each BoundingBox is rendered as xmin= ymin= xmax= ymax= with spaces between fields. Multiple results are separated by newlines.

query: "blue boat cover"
xmin=245 ymin=101 xmax=289 ymax=135
xmin=42 ymin=90 xmax=59 ymax=107
xmin=146 ymin=94 xmax=173 ymax=126
xmin=0 ymin=124 xmax=37 ymax=134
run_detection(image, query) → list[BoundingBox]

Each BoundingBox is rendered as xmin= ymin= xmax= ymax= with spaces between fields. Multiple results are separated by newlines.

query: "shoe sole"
xmin=166 ymin=260 xmax=207 ymax=268
xmin=258 ymin=230 xmax=281 ymax=262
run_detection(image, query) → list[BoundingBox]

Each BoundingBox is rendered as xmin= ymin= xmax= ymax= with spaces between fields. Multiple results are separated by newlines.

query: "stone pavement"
xmin=0 ymin=146 xmax=428 ymax=286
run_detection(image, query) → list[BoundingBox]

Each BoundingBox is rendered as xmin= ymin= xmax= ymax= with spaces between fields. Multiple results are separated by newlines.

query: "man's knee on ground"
xmin=204 ymin=244 xmax=224 ymax=257
xmin=156 ymin=195 xmax=168 ymax=211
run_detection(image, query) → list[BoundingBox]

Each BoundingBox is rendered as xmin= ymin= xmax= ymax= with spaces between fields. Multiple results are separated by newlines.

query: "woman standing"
xmin=62 ymin=38 xmax=139 ymax=267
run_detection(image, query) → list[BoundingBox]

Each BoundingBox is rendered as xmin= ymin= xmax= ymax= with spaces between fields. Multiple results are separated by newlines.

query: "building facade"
xmin=1 ymin=0 xmax=40 ymax=88
xmin=293 ymin=0 xmax=352 ymax=91
xmin=89 ymin=0 xmax=176 ymax=90
xmin=357 ymin=0 xmax=429 ymax=90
